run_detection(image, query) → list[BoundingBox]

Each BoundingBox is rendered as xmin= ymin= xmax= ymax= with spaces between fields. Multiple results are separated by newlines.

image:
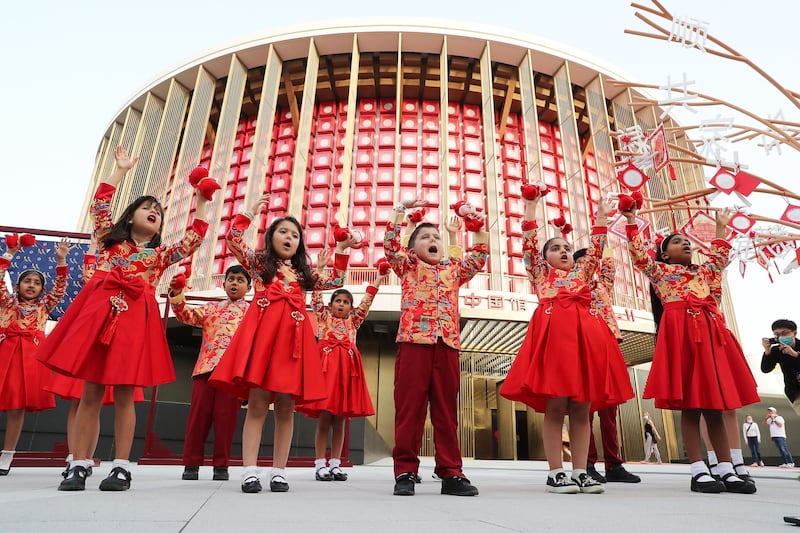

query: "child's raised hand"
xmin=716 ymin=207 xmax=732 ymax=228
xmin=375 ymin=273 xmax=390 ymax=286
xmin=88 ymin=232 xmax=98 ymax=255
xmin=113 ymin=146 xmax=139 ymax=171
xmin=618 ymin=202 xmax=637 ymax=224
xmin=316 ymin=248 xmax=332 ymax=273
xmin=401 ymin=195 xmax=427 ymax=210
xmin=336 ymin=233 xmax=361 ymax=252
xmin=596 ymin=199 xmax=614 ymax=223
xmin=54 ymin=238 xmax=70 ymax=264
xmin=444 ymin=215 xmax=462 ymax=234
xmin=246 ymin=193 xmax=271 ymax=217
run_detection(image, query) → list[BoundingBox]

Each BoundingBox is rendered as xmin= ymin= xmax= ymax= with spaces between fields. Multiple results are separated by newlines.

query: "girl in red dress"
xmin=38 ymin=146 xmax=210 ymax=492
xmin=208 ymin=193 xmax=355 ymax=494
xmin=297 ymin=257 xmax=385 ymax=482
xmin=0 ymin=238 xmax=70 ymax=475
xmin=500 ymin=195 xmax=632 ymax=494
xmin=44 ymin=236 xmax=144 ymax=478
xmin=621 ymin=205 xmax=757 ymax=494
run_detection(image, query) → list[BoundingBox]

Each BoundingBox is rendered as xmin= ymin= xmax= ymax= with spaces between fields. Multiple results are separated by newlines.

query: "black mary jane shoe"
xmin=721 ymin=472 xmax=757 ymax=494
xmin=330 ymin=467 xmax=348 ymax=481
xmin=241 ymin=476 xmax=262 ymax=493
xmin=270 ymin=475 xmax=289 ymax=492
xmin=315 ymin=467 xmax=333 ymax=481
xmin=690 ymin=473 xmax=724 ymax=493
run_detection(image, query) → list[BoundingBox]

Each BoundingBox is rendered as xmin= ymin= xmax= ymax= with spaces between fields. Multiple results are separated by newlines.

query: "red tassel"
xmin=668 ymin=203 xmax=677 ymax=231
xmin=668 ymin=163 xmax=677 ymax=181
xmin=98 ymin=293 xmax=129 ymax=346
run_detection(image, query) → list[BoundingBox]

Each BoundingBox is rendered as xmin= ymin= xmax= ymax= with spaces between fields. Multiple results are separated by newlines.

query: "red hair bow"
xmin=188 ymin=166 xmax=221 ymax=201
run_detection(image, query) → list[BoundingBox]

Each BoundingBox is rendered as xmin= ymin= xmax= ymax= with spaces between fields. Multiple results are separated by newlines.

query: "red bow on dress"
xmin=98 ymin=267 xmax=148 ymax=346
xmin=265 ymin=283 xmax=308 ymax=359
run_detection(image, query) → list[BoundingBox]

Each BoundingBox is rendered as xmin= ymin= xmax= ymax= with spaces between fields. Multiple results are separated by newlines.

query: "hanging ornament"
xmin=780 ymin=204 xmax=800 ymax=224
xmin=727 ymin=212 xmax=756 ymax=235
xmin=616 ymin=162 xmax=649 ymax=192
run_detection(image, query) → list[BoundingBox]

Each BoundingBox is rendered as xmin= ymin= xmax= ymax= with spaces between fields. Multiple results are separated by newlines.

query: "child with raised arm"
xmin=298 ymin=252 xmax=387 ymax=482
xmin=500 ymin=195 xmax=633 ymax=494
xmin=170 ymin=264 xmax=251 ymax=482
xmin=38 ymin=146 xmax=210 ymax=491
xmin=385 ymin=197 xmax=488 ymax=497
xmin=0 ymin=237 xmax=70 ymax=475
xmin=208 ymin=193 xmax=355 ymax=494
xmin=621 ymin=204 xmax=757 ymax=494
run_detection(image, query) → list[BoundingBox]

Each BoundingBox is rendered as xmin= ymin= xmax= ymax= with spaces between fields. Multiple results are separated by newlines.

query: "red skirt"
xmin=35 ymin=269 xmax=175 ymax=387
xmin=44 ymin=373 xmax=146 ymax=406
xmin=643 ymin=301 xmax=759 ymax=410
xmin=500 ymin=294 xmax=634 ymax=412
xmin=208 ymin=297 xmax=326 ymax=404
xmin=0 ymin=332 xmax=55 ymax=412
xmin=297 ymin=341 xmax=375 ymax=418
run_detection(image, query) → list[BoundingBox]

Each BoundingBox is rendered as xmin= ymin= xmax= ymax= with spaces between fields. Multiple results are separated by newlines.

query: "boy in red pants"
xmin=384 ymin=198 xmax=488 ymax=496
xmin=170 ymin=264 xmax=251 ymax=481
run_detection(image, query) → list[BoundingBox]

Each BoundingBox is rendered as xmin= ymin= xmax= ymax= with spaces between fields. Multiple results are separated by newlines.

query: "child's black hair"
xmin=649 ymin=233 xmax=681 ymax=333
xmin=256 ymin=216 xmax=315 ymax=290
xmin=16 ymin=269 xmax=45 ymax=292
xmin=102 ymin=195 xmax=164 ymax=248
xmin=330 ymin=288 xmax=353 ymax=305
xmin=572 ymin=248 xmax=588 ymax=262
xmin=225 ymin=264 xmax=251 ymax=284
xmin=408 ymin=223 xmax=437 ymax=249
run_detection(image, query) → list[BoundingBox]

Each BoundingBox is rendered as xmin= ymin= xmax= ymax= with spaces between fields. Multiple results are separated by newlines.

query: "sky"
xmin=1 ymin=0 xmax=797 ymax=393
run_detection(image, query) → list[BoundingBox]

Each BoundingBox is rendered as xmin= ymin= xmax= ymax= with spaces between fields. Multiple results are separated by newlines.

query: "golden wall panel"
xmin=288 ymin=39 xmax=319 ymax=218
xmin=145 ymin=79 xmax=190 ymax=202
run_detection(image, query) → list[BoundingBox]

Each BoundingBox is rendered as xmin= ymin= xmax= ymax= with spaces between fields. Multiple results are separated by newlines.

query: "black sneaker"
xmin=721 ymin=472 xmax=757 ymax=494
xmin=58 ymin=466 xmax=88 ymax=491
xmin=573 ymin=472 xmax=605 ymax=494
xmin=441 ymin=475 xmax=479 ymax=496
xmin=99 ymin=466 xmax=132 ymax=491
xmin=605 ymin=464 xmax=641 ymax=483
xmin=690 ymin=473 xmax=725 ymax=493
xmin=241 ymin=476 xmax=262 ymax=493
xmin=182 ymin=466 xmax=199 ymax=480
xmin=413 ymin=473 xmax=422 ymax=484
xmin=212 ymin=467 xmax=229 ymax=481
xmin=330 ymin=467 xmax=348 ymax=481
xmin=586 ymin=463 xmax=607 ymax=483
xmin=270 ymin=474 xmax=289 ymax=492
xmin=393 ymin=473 xmax=416 ymax=496
xmin=546 ymin=472 xmax=579 ymax=494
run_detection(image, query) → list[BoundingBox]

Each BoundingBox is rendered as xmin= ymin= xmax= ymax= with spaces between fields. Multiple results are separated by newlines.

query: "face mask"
xmin=780 ymin=336 xmax=794 ymax=346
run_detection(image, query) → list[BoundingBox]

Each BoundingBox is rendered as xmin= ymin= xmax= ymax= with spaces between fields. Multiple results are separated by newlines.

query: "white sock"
xmin=0 ymin=450 xmax=15 ymax=470
xmin=241 ymin=465 xmax=259 ymax=481
xmin=314 ymin=458 xmax=326 ymax=469
xmin=734 ymin=463 xmax=750 ymax=476
xmin=548 ymin=468 xmax=564 ymax=478
xmin=690 ymin=460 xmax=713 ymax=482
xmin=707 ymin=450 xmax=717 ymax=465
xmin=112 ymin=459 xmax=130 ymax=471
xmin=80 ymin=459 xmax=93 ymax=469
xmin=328 ymin=458 xmax=341 ymax=469
xmin=571 ymin=468 xmax=587 ymax=480
xmin=272 ymin=467 xmax=287 ymax=481
xmin=65 ymin=453 xmax=74 ymax=464
xmin=717 ymin=461 xmax=736 ymax=477
xmin=730 ymin=449 xmax=744 ymax=465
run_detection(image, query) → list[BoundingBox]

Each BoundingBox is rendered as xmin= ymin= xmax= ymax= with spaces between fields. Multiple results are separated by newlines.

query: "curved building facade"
xmin=78 ymin=21 xmax=724 ymax=462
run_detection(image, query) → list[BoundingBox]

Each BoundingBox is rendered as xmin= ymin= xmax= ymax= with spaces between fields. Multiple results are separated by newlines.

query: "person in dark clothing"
xmin=761 ymin=319 xmax=800 ymax=415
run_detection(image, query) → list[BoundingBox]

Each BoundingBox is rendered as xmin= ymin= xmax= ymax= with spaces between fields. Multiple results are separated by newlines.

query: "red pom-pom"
xmin=171 ymin=264 xmax=192 ymax=292
xmin=521 ymin=181 xmax=549 ymax=200
xmin=408 ymin=208 xmax=426 ymax=223
xmin=197 ymin=178 xmax=221 ymax=201
xmin=560 ymin=223 xmax=573 ymax=236
xmin=188 ymin=166 xmax=209 ymax=187
xmin=464 ymin=218 xmax=484 ymax=232
xmin=551 ymin=215 xmax=566 ymax=227
xmin=617 ymin=194 xmax=634 ymax=212
xmin=5 ymin=233 xmax=19 ymax=250
xmin=375 ymin=257 xmax=391 ymax=275
xmin=332 ymin=223 xmax=349 ymax=242
xmin=631 ymin=191 xmax=644 ymax=209
xmin=521 ymin=220 xmax=538 ymax=232
xmin=19 ymin=234 xmax=35 ymax=247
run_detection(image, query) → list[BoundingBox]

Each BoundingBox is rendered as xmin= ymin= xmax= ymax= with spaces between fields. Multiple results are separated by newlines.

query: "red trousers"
xmin=587 ymin=406 xmax=624 ymax=468
xmin=392 ymin=341 xmax=463 ymax=478
xmin=182 ymin=374 xmax=241 ymax=467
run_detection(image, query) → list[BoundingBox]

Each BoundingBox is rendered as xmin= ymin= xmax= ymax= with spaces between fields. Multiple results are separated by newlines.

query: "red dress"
xmin=0 ymin=259 xmax=68 ymax=412
xmin=42 ymin=254 xmax=145 ymax=404
xmin=208 ymin=214 xmax=349 ymax=403
xmin=626 ymin=226 xmax=758 ymax=410
xmin=500 ymin=226 xmax=634 ymax=412
xmin=297 ymin=286 xmax=377 ymax=418
xmin=36 ymin=183 xmax=209 ymax=387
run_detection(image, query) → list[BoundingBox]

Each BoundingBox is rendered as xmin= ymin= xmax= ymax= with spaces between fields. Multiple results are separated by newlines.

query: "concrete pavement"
xmin=0 ymin=458 xmax=798 ymax=532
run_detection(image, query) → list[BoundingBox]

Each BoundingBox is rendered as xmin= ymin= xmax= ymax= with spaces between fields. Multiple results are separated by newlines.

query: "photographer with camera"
xmin=761 ymin=319 xmax=800 ymax=415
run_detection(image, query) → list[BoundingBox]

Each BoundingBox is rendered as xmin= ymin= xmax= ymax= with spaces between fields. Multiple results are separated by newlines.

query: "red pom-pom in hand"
xmin=349 ymin=229 xmax=364 ymax=249
xmin=408 ymin=208 xmax=426 ymax=224
xmin=631 ymin=191 xmax=644 ymax=209
xmin=170 ymin=265 xmax=192 ymax=292
xmin=375 ymin=257 xmax=391 ymax=275
xmin=332 ymin=222 xmax=349 ymax=242
xmin=560 ymin=223 xmax=573 ymax=236
xmin=521 ymin=181 xmax=549 ymax=200
xmin=19 ymin=234 xmax=35 ymax=247
xmin=5 ymin=233 xmax=19 ymax=250
xmin=464 ymin=217 xmax=484 ymax=232
xmin=617 ymin=194 xmax=634 ymax=212
xmin=188 ymin=167 xmax=209 ymax=187
xmin=551 ymin=215 xmax=566 ymax=227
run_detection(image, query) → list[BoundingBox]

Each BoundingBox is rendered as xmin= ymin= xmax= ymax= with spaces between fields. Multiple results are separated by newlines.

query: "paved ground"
xmin=1 ymin=458 xmax=799 ymax=532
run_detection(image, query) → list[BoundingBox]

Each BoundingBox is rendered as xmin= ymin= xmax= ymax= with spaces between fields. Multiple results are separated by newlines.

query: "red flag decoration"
xmin=647 ymin=124 xmax=670 ymax=173
xmin=616 ymin=163 xmax=649 ymax=192
xmin=780 ymin=204 xmax=800 ymax=225
xmin=709 ymin=167 xmax=760 ymax=197
xmin=727 ymin=212 xmax=756 ymax=235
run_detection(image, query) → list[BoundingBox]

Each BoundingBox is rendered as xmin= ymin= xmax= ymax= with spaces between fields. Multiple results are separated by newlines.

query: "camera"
xmin=769 ymin=337 xmax=781 ymax=348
